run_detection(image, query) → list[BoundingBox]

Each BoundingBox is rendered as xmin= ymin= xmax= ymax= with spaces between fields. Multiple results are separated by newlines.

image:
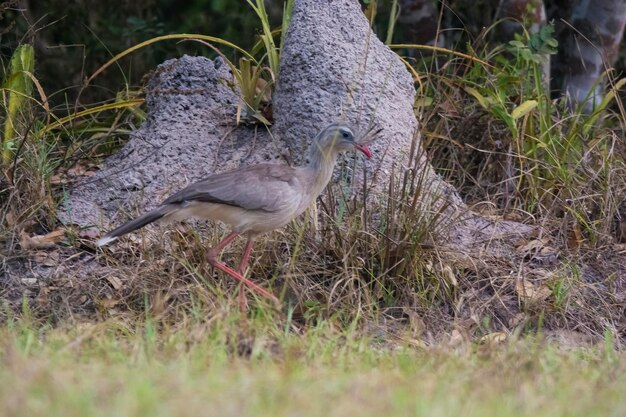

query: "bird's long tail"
xmin=96 ymin=206 xmax=172 ymax=246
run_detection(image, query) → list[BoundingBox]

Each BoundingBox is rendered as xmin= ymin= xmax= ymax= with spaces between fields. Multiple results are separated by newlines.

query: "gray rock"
xmin=275 ymin=0 xmax=418 ymax=164
xmin=60 ymin=55 xmax=285 ymax=229
xmin=273 ymin=0 xmax=417 ymax=160
xmin=274 ymin=0 xmax=466 ymax=235
xmin=273 ymin=0 xmax=532 ymax=246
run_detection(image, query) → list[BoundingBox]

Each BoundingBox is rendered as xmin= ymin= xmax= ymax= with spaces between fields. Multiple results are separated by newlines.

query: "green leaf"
xmin=2 ymin=44 xmax=35 ymax=166
xmin=511 ymin=100 xmax=538 ymax=120
xmin=490 ymin=104 xmax=517 ymax=136
xmin=583 ymin=77 xmax=626 ymax=135
xmin=414 ymin=97 xmax=433 ymax=107
xmin=464 ymin=87 xmax=490 ymax=110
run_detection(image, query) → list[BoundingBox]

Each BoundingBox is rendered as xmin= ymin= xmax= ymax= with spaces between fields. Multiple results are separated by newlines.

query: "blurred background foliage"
xmin=0 ymin=0 xmax=282 ymax=107
xmin=3 ymin=0 xmax=625 ymax=110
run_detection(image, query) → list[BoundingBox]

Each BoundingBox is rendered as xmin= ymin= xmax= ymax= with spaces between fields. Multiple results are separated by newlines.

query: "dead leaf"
xmin=479 ymin=332 xmax=507 ymax=345
xmin=567 ymin=224 xmax=584 ymax=249
xmin=50 ymin=164 xmax=97 ymax=186
xmin=20 ymin=229 xmax=65 ymax=249
xmin=98 ymin=297 xmax=121 ymax=309
xmin=447 ymin=329 xmax=466 ymax=348
xmin=436 ymin=97 xmax=460 ymax=116
xmin=67 ymin=164 xmax=96 ymax=178
xmin=508 ymin=313 xmax=527 ymax=328
xmin=405 ymin=338 xmax=427 ymax=349
xmin=49 ymin=174 xmax=66 ymax=185
xmin=5 ymin=211 xmax=17 ymax=227
xmin=516 ymin=238 xmax=558 ymax=263
xmin=255 ymin=77 xmax=272 ymax=103
xmin=516 ymin=238 xmax=548 ymax=253
xmin=442 ymin=264 xmax=458 ymax=288
xmin=31 ymin=251 xmax=60 ymax=267
xmin=106 ymin=276 xmax=123 ymax=290
xmin=516 ymin=279 xmax=551 ymax=303
xmin=36 ymin=287 xmax=50 ymax=306
xmin=502 ymin=211 xmax=525 ymax=222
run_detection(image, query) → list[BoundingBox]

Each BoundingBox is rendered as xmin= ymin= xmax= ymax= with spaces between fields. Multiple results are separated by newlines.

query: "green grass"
xmin=1 ymin=319 xmax=625 ymax=417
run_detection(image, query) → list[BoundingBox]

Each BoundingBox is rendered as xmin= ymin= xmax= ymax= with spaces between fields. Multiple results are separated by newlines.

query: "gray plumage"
xmin=97 ymin=123 xmax=374 ymax=246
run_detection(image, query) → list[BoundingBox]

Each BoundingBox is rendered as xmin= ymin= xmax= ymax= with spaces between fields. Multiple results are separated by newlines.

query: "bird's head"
xmin=315 ymin=124 xmax=373 ymax=159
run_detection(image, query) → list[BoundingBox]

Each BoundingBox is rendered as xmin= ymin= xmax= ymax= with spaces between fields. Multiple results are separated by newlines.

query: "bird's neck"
xmin=303 ymin=142 xmax=339 ymax=198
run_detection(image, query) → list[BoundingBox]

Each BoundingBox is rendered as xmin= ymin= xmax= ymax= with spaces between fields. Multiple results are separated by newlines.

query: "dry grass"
xmin=1 ymin=6 xmax=625 ymax=352
xmin=2 ymin=113 xmax=625 ymax=344
xmin=2 ymin=173 xmax=624 ymax=347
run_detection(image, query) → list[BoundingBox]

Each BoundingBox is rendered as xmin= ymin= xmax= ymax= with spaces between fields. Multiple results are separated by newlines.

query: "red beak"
xmin=355 ymin=144 xmax=372 ymax=159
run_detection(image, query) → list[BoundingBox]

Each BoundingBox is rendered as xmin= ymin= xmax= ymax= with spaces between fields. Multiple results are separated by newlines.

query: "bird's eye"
xmin=341 ymin=131 xmax=350 ymax=139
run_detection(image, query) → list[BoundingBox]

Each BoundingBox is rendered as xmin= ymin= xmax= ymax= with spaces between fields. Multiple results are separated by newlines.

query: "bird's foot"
xmin=207 ymin=257 xmax=279 ymax=305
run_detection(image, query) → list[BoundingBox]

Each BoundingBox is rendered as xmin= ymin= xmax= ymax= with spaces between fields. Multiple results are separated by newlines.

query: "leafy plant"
xmin=280 ymin=0 xmax=294 ymax=54
xmin=246 ymin=0 xmax=280 ymax=77
xmin=1 ymin=44 xmax=34 ymax=168
xmin=231 ymin=58 xmax=273 ymax=125
xmin=508 ymin=23 xmax=558 ymax=65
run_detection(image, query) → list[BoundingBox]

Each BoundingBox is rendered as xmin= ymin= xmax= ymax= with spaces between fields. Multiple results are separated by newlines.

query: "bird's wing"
xmin=162 ymin=164 xmax=302 ymax=213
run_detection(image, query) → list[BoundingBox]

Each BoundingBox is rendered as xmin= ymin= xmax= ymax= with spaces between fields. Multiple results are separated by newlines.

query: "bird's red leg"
xmin=238 ymin=238 xmax=255 ymax=272
xmin=207 ymin=231 xmax=240 ymax=257
xmin=207 ymin=232 xmax=278 ymax=304
xmin=236 ymin=238 xmax=255 ymax=311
